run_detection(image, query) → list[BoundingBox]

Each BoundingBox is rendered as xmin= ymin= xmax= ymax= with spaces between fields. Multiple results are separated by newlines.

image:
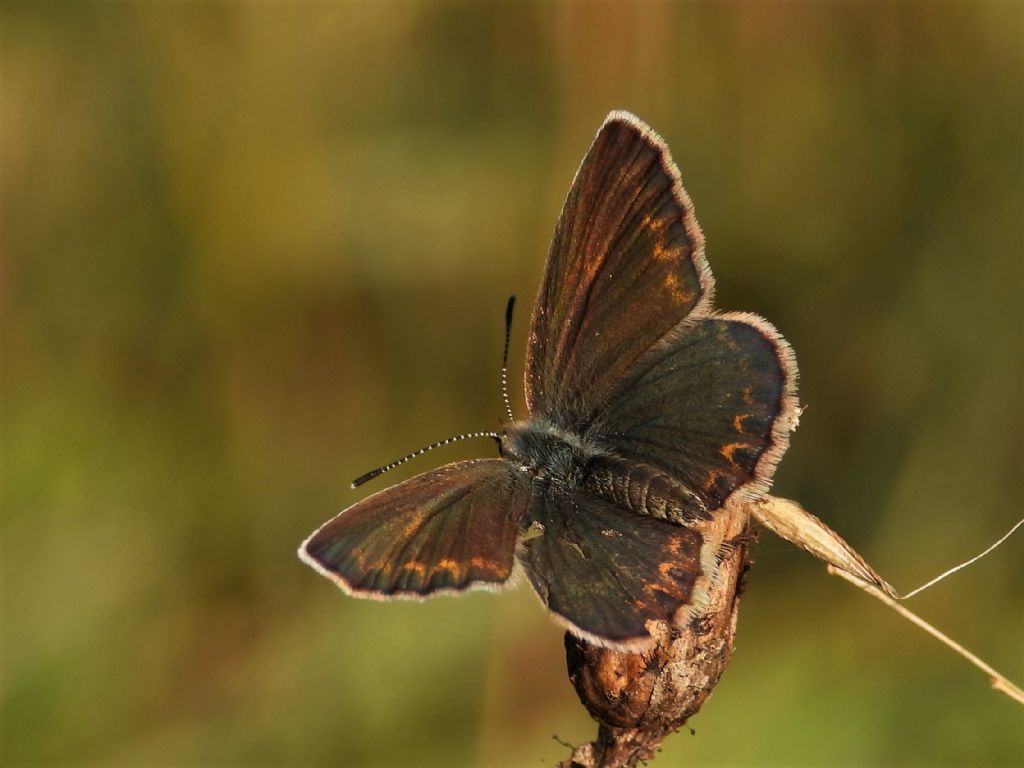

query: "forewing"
xmin=590 ymin=313 xmax=799 ymax=515
xmin=526 ymin=111 xmax=713 ymax=425
xmin=300 ymin=460 xmax=530 ymax=597
xmin=519 ymin=487 xmax=704 ymax=649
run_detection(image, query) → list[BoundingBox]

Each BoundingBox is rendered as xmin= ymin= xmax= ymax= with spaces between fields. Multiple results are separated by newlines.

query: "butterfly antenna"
xmin=501 ymin=295 xmax=516 ymax=423
xmin=351 ymin=299 xmax=516 ymax=489
xmin=351 ymin=430 xmax=501 ymax=488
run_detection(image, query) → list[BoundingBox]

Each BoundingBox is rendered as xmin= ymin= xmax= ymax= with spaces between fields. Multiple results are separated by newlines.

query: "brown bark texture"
xmin=559 ymin=502 xmax=752 ymax=768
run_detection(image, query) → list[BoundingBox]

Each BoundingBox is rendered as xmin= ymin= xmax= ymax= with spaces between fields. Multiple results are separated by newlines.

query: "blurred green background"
xmin=3 ymin=1 xmax=1022 ymax=765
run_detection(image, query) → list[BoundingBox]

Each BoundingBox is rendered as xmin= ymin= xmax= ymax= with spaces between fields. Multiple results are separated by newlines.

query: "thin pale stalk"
xmin=829 ymin=565 xmax=1024 ymax=706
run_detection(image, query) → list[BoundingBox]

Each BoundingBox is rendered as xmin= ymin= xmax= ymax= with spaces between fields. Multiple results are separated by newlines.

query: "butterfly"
xmin=299 ymin=111 xmax=799 ymax=651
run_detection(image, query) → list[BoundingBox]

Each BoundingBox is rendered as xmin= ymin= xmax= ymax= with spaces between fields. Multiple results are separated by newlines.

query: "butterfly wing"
xmin=589 ymin=313 xmax=799 ymax=516
xmin=526 ymin=111 xmax=713 ymax=425
xmin=519 ymin=486 xmax=705 ymax=649
xmin=527 ymin=111 xmax=798 ymax=515
xmin=300 ymin=459 xmax=531 ymax=597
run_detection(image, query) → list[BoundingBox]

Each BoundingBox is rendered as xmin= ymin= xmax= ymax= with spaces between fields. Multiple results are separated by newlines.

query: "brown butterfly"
xmin=299 ymin=111 xmax=799 ymax=650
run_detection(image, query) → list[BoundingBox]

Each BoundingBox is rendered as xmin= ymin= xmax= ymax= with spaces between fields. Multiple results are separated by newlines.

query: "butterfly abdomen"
xmin=582 ymin=455 xmax=712 ymax=525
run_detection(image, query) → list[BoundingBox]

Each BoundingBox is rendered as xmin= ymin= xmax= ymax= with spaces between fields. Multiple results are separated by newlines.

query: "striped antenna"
xmin=351 ymin=431 xmax=501 ymax=488
xmin=350 ymin=297 xmax=517 ymax=489
xmin=502 ymin=295 xmax=516 ymax=423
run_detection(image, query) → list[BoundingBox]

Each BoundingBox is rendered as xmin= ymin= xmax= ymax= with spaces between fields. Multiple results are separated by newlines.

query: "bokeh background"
xmin=3 ymin=2 xmax=1022 ymax=765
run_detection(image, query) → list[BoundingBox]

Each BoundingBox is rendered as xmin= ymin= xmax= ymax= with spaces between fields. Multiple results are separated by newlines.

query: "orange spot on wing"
xmin=435 ymin=558 xmax=463 ymax=577
xmin=663 ymin=271 xmax=693 ymax=304
xmin=652 ymin=240 xmax=674 ymax=262
xmin=720 ymin=442 xmax=748 ymax=468
xmin=701 ymin=470 xmax=722 ymax=494
xmin=733 ymin=413 xmax=751 ymax=433
xmin=642 ymin=212 xmax=669 ymax=235
xmin=740 ymin=385 xmax=756 ymax=406
xmin=468 ymin=555 xmax=502 ymax=576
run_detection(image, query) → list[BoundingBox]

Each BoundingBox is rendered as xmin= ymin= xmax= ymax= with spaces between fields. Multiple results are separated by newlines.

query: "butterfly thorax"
xmin=500 ymin=420 xmax=604 ymax=488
